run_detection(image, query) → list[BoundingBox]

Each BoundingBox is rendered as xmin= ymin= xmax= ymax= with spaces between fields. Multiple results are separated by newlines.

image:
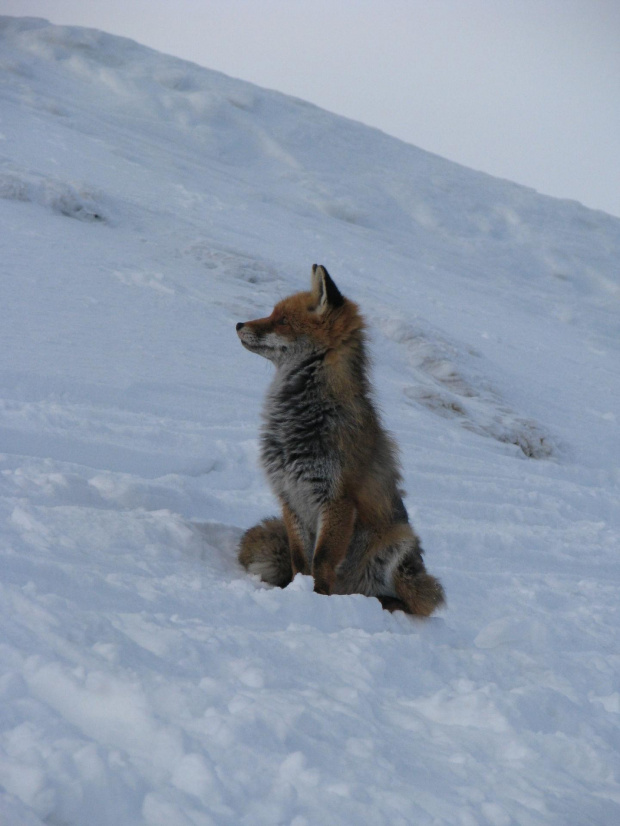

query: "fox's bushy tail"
xmin=238 ymin=517 xmax=293 ymax=588
xmin=393 ymin=558 xmax=446 ymax=616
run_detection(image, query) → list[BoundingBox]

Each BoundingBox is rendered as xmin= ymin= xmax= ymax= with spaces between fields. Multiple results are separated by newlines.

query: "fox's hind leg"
xmin=392 ymin=550 xmax=445 ymax=616
xmin=238 ymin=517 xmax=293 ymax=587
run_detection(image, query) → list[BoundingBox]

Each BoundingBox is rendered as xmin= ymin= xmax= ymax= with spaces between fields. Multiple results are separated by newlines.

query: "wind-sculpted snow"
xmin=0 ymin=168 xmax=109 ymax=222
xmin=1 ymin=15 xmax=620 ymax=826
xmin=379 ymin=316 xmax=554 ymax=458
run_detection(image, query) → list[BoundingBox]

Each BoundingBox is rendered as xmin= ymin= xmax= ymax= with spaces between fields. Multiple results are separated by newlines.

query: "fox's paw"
xmin=377 ymin=595 xmax=409 ymax=613
xmin=312 ymin=571 xmax=332 ymax=595
xmin=312 ymin=578 xmax=332 ymax=596
xmin=311 ymin=559 xmax=336 ymax=595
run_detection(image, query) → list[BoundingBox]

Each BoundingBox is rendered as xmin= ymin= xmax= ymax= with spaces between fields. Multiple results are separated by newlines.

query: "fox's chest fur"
xmin=261 ymin=353 xmax=341 ymax=532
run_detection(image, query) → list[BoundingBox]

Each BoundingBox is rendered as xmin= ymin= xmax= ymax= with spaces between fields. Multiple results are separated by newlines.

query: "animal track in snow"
xmin=184 ymin=243 xmax=281 ymax=287
xmin=0 ymin=167 xmax=110 ymax=223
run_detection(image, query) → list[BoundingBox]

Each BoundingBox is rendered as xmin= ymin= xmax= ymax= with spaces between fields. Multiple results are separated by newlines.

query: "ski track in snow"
xmin=1 ymin=16 xmax=620 ymax=826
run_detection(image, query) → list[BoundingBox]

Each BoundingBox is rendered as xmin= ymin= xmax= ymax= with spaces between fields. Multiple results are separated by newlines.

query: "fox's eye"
xmin=277 ymin=317 xmax=289 ymax=326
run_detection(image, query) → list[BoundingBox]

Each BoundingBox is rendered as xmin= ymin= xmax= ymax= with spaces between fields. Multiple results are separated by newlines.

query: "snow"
xmin=1 ymin=15 xmax=619 ymax=825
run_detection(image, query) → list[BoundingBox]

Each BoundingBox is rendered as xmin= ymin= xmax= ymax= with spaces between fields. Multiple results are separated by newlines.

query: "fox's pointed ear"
xmin=311 ymin=264 xmax=344 ymax=312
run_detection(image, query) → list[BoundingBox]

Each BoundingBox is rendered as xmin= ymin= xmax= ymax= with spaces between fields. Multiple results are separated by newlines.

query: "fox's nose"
xmin=236 ymin=322 xmax=244 ymax=331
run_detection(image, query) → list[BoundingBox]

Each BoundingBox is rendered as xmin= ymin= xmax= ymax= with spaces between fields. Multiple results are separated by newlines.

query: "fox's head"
xmin=236 ymin=265 xmax=360 ymax=366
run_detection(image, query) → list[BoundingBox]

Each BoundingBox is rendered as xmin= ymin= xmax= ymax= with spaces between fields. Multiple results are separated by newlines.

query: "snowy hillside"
xmin=1 ymin=15 xmax=620 ymax=825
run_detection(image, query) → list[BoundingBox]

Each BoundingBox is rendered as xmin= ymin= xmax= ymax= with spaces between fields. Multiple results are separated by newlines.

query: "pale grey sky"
xmin=2 ymin=0 xmax=619 ymax=217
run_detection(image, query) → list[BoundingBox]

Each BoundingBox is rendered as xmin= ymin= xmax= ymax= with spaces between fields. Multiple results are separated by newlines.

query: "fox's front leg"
xmin=282 ymin=501 xmax=310 ymax=576
xmin=312 ymin=498 xmax=356 ymax=595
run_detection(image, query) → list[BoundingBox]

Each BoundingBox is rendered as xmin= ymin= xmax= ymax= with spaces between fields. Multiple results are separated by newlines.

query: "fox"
xmin=235 ymin=265 xmax=445 ymax=615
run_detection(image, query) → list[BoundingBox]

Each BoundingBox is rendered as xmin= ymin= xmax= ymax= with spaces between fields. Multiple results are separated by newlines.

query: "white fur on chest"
xmin=262 ymin=367 xmax=329 ymax=545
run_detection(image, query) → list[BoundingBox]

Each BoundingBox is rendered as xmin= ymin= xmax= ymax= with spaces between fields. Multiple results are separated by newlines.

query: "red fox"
xmin=236 ymin=265 xmax=445 ymax=615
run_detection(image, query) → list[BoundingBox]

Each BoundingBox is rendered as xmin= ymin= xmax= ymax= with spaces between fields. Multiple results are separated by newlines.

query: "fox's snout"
xmin=236 ymin=318 xmax=265 ymax=355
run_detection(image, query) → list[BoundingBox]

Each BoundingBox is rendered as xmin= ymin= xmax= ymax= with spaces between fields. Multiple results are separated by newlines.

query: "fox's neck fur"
xmin=272 ymin=317 xmax=369 ymax=399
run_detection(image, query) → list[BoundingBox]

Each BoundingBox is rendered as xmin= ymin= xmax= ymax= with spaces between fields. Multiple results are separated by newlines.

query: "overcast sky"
xmin=2 ymin=0 xmax=619 ymax=217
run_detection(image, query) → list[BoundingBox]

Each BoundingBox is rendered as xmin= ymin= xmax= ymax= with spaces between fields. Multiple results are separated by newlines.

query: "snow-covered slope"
xmin=1 ymin=16 xmax=619 ymax=826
